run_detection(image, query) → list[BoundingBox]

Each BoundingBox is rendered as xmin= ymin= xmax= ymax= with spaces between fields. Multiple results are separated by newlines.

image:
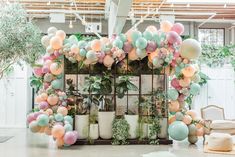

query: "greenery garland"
xmin=112 ymin=118 xmax=130 ymax=145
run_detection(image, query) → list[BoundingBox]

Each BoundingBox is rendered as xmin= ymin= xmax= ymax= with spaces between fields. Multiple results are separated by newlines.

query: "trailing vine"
xmin=112 ymin=118 xmax=130 ymax=145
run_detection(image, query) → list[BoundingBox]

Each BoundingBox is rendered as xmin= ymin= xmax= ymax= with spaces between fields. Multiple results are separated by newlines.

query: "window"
xmin=198 ymin=28 xmax=224 ymax=46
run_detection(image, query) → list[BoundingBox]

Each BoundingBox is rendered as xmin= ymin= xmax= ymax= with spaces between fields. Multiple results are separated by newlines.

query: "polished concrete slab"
xmin=0 ymin=128 xmax=231 ymax=157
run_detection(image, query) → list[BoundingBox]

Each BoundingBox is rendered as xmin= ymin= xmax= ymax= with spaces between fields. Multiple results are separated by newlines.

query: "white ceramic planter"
xmin=89 ymin=124 xmax=99 ymax=140
xmin=124 ymin=115 xmax=139 ymax=139
xmin=98 ymin=111 xmax=115 ymax=139
xmin=140 ymin=123 xmax=148 ymax=139
xmin=158 ymin=118 xmax=168 ymax=138
xmin=75 ymin=115 xmax=89 ymax=139
xmin=148 ymin=124 xmax=157 ymax=139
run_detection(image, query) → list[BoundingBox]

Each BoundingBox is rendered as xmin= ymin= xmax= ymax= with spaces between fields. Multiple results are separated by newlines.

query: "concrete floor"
xmin=0 ymin=128 xmax=231 ymax=157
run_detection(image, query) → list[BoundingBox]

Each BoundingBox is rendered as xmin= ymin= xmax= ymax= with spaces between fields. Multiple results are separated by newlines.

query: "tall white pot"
xmin=158 ymin=118 xmax=168 ymax=138
xmin=124 ymin=115 xmax=139 ymax=139
xmin=98 ymin=111 xmax=115 ymax=139
xmin=140 ymin=123 xmax=148 ymax=139
xmin=75 ymin=115 xmax=89 ymax=139
xmin=89 ymin=124 xmax=99 ymax=140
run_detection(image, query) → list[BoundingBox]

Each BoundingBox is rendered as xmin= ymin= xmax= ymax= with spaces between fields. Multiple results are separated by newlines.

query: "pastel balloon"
xmin=46 ymin=108 xmax=53 ymax=115
xmin=143 ymin=30 xmax=153 ymax=41
xmin=136 ymin=49 xmax=147 ymax=59
xmin=36 ymin=114 xmax=49 ymax=126
xmin=181 ymin=66 xmax=196 ymax=78
xmin=188 ymin=135 xmax=198 ymax=144
xmin=167 ymin=31 xmax=180 ymax=44
xmin=51 ymin=79 xmax=63 ymax=90
xmin=44 ymin=126 xmax=52 ymax=135
xmin=86 ymin=50 xmax=98 ymax=61
xmin=71 ymin=44 xmax=79 ymax=54
xmin=186 ymin=110 xmax=197 ymax=119
xmin=29 ymin=121 xmax=41 ymax=133
xmin=91 ymin=39 xmax=102 ymax=51
xmin=52 ymin=125 xmax=65 ymax=139
xmin=55 ymin=30 xmax=66 ymax=40
xmin=39 ymin=101 xmax=49 ymax=110
xmin=196 ymin=128 xmax=204 ymax=136
xmin=33 ymin=67 xmax=43 ymax=77
xmin=168 ymin=89 xmax=179 ymax=101
xmin=64 ymin=115 xmax=73 ymax=125
xmin=160 ymin=20 xmax=173 ymax=33
xmin=63 ymin=131 xmax=77 ymax=145
xmin=44 ymin=73 xmax=53 ymax=82
xmin=179 ymin=77 xmax=191 ymax=87
xmin=168 ymin=121 xmax=189 ymax=141
xmin=64 ymin=124 xmax=73 ymax=132
xmin=57 ymin=106 xmax=68 ymax=116
xmin=136 ymin=37 xmax=147 ymax=49
xmin=146 ymin=25 xmax=157 ymax=33
xmin=56 ymin=138 xmax=64 ymax=147
xmin=47 ymin=27 xmax=57 ymax=35
xmin=103 ymin=55 xmax=114 ymax=68
xmin=131 ymin=30 xmax=142 ymax=43
xmin=146 ymin=41 xmax=157 ymax=52
xmin=128 ymin=48 xmax=138 ymax=61
xmin=79 ymin=49 xmax=87 ymax=57
xmin=78 ymin=40 xmax=86 ymax=49
xmin=68 ymin=35 xmax=78 ymax=44
xmin=27 ymin=113 xmax=35 ymax=124
xmin=169 ymin=100 xmax=180 ymax=112
xmin=168 ymin=116 xmax=176 ymax=124
xmin=47 ymin=94 xmax=59 ymax=106
xmin=55 ymin=113 xmax=64 ymax=122
xmin=125 ymin=29 xmax=133 ymax=42
xmin=182 ymin=115 xmax=192 ymax=125
xmin=188 ymin=124 xmax=197 ymax=136
xmin=50 ymin=36 xmax=63 ymax=50
xmin=171 ymin=23 xmax=184 ymax=35
xmin=175 ymin=112 xmax=184 ymax=121
xmin=180 ymin=39 xmax=202 ymax=60
xmin=117 ymin=33 xmax=127 ymax=42
xmin=41 ymin=35 xmax=50 ymax=47
xmin=123 ymin=42 xmax=133 ymax=52
xmin=50 ymin=63 xmax=63 ymax=75
xmin=148 ymin=50 xmax=158 ymax=63
xmin=192 ymin=74 xmax=201 ymax=83
xmin=171 ymin=78 xmax=181 ymax=90
xmin=189 ymin=83 xmax=200 ymax=95
xmin=113 ymin=39 xmax=123 ymax=49
xmin=42 ymin=66 xmax=49 ymax=73
xmin=100 ymin=37 xmax=109 ymax=44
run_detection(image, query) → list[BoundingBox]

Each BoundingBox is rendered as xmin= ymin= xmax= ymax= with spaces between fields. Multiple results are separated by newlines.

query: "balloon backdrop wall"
xmin=28 ymin=20 xmax=204 ymax=147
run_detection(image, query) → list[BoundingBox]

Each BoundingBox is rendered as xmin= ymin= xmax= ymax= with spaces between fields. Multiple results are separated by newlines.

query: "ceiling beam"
xmin=105 ymin=0 xmax=111 ymax=19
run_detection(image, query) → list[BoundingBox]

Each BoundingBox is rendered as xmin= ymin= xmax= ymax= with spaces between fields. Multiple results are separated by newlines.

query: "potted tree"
xmin=116 ymin=75 xmax=139 ymax=139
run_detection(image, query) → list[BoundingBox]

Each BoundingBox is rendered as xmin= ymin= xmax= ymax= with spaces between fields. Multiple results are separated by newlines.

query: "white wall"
xmin=0 ymin=64 xmax=32 ymax=128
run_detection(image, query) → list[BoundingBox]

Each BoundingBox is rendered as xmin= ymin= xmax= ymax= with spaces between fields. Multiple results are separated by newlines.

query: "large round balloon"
xmin=160 ymin=20 xmax=173 ymax=32
xmin=50 ymin=36 xmax=63 ymax=50
xmin=189 ymin=83 xmax=200 ymax=95
xmin=56 ymin=30 xmax=66 ymax=40
xmin=143 ymin=30 xmax=153 ymax=41
xmin=136 ymin=37 xmax=147 ymax=49
xmin=113 ymin=38 xmax=123 ymax=49
xmin=51 ymin=79 xmax=63 ymax=90
xmin=52 ymin=125 xmax=65 ymax=139
xmin=91 ymin=39 xmax=102 ymax=51
xmin=180 ymin=39 xmax=202 ymax=59
xmin=171 ymin=23 xmax=184 ymax=35
xmin=168 ymin=121 xmax=189 ymax=141
xmin=36 ymin=114 xmax=49 ymax=126
xmin=47 ymin=94 xmax=59 ymax=106
xmin=50 ymin=63 xmax=63 ymax=75
xmin=63 ymin=131 xmax=77 ymax=145
xmin=168 ymin=89 xmax=179 ymax=101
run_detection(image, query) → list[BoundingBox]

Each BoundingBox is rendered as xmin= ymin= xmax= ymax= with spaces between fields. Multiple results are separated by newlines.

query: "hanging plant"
xmin=112 ymin=118 xmax=130 ymax=145
xmin=0 ymin=3 xmax=44 ymax=78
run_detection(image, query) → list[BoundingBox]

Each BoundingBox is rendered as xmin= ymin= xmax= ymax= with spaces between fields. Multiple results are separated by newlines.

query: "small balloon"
xmin=169 ymin=100 xmax=180 ymax=112
xmin=103 ymin=55 xmax=114 ymax=68
xmin=143 ymin=30 xmax=153 ymax=41
xmin=47 ymin=94 xmax=59 ymax=106
xmin=166 ymin=31 xmax=180 ymax=44
xmin=181 ymin=66 xmax=196 ymax=78
xmin=160 ymin=20 xmax=173 ymax=33
xmin=123 ymin=42 xmax=133 ymax=52
xmin=55 ymin=113 xmax=64 ymax=122
xmin=52 ymin=125 xmax=65 ymax=139
xmin=41 ymin=35 xmax=50 ymax=47
xmin=36 ymin=114 xmax=49 ymax=127
xmin=136 ymin=48 xmax=147 ymax=59
xmin=47 ymin=27 xmax=57 ymax=35
xmin=146 ymin=25 xmax=157 ymax=33
xmin=29 ymin=121 xmax=41 ymax=133
xmin=146 ymin=41 xmax=157 ymax=52
xmin=63 ymin=131 xmax=77 ymax=145
xmin=175 ymin=112 xmax=184 ymax=121
xmin=182 ymin=115 xmax=192 ymax=125
xmin=171 ymin=23 xmax=184 ymax=35
xmin=64 ymin=116 xmax=73 ymax=125
xmin=50 ymin=36 xmax=63 ymax=50
xmin=188 ymin=135 xmax=198 ymax=144
xmin=113 ymin=39 xmax=123 ymax=49
xmin=131 ymin=30 xmax=142 ymax=44
xmin=51 ymin=79 xmax=63 ymax=90
xmin=128 ymin=48 xmax=138 ymax=61
xmin=168 ymin=89 xmax=179 ymax=101
xmin=50 ymin=63 xmax=63 ymax=75
xmin=188 ymin=124 xmax=197 ymax=136
xmin=136 ymin=37 xmax=147 ymax=49
xmin=189 ymin=83 xmax=200 ymax=95
xmin=57 ymin=106 xmax=68 ymax=116
xmin=91 ymin=39 xmax=102 ymax=51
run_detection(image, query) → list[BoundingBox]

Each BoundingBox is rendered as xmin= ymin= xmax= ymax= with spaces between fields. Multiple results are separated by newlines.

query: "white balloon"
xmin=47 ymin=27 xmax=57 ymax=35
xmin=41 ymin=35 xmax=50 ymax=47
xmin=71 ymin=44 xmax=79 ymax=53
xmin=180 ymin=39 xmax=201 ymax=60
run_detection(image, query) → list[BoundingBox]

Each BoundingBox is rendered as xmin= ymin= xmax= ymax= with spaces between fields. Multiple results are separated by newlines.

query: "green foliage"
xmin=89 ymin=114 xmax=98 ymax=124
xmin=200 ymin=45 xmax=235 ymax=71
xmin=148 ymin=117 xmax=161 ymax=145
xmin=30 ymin=75 xmax=43 ymax=92
xmin=74 ymin=33 xmax=97 ymax=41
xmin=116 ymin=76 xmax=138 ymax=98
xmin=112 ymin=118 xmax=130 ymax=145
xmin=0 ymin=3 xmax=44 ymax=78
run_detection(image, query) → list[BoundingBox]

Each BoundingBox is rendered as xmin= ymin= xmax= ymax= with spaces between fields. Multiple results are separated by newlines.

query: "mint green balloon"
xmin=189 ymin=83 xmax=200 ymax=95
xmin=78 ymin=40 xmax=86 ymax=49
xmin=55 ymin=113 xmax=64 ymax=122
xmin=175 ymin=112 xmax=184 ymax=121
xmin=113 ymin=39 xmax=123 ymax=49
xmin=64 ymin=123 xmax=73 ymax=132
xmin=143 ymin=30 xmax=153 ymax=40
xmin=131 ymin=30 xmax=142 ymax=43
xmin=68 ymin=35 xmax=78 ymax=44
xmin=117 ymin=34 xmax=127 ymax=42
xmin=51 ymin=79 xmax=63 ymax=90
xmin=167 ymin=89 xmax=179 ymax=100
xmin=36 ymin=114 xmax=49 ymax=126
xmin=136 ymin=48 xmax=147 ymax=59
xmin=152 ymin=32 xmax=161 ymax=46
xmin=168 ymin=121 xmax=189 ymax=141
xmin=86 ymin=50 xmax=97 ymax=61
xmin=136 ymin=37 xmax=147 ymax=49
xmin=64 ymin=116 xmax=73 ymax=124
xmin=79 ymin=49 xmax=87 ymax=57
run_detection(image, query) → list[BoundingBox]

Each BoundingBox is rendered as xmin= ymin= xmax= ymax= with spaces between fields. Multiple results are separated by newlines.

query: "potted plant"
xmin=148 ymin=117 xmax=161 ymax=144
xmin=112 ymin=117 xmax=129 ymax=145
xmin=83 ymin=73 xmax=115 ymax=139
xmin=89 ymin=113 xmax=99 ymax=140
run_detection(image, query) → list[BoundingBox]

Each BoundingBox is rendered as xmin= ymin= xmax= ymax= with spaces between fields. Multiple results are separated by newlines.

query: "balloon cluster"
xmin=27 ymin=27 xmax=78 ymax=148
xmin=28 ymin=20 xmax=203 ymax=146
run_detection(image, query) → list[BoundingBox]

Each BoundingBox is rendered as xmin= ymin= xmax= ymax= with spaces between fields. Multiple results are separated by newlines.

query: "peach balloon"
xmin=168 ymin=116 xmax=176 ymax=124
xmin=169 ymin=100 xmax=180 ymax=112
xmin=47 ymin=94 xmax=59 ymax=106
xmin=103 ymin=55 xmax=114 ymax=68
xmin=56 ymin=138 xmax=65 ymax=148
xmin=35 ymin=95 xmax=43 ymax=103
xmin=125 ymin=29 xmax=133 ymax=42
xmin=160 ymin=20 xmax=173 ymax=33
xmin=57 ymin=106 xmax=68 ymax=116
xmin=182 ymin=115 xmax=192 ymax=125
xmin=50 ymin=63 xmax=63 ymax=75
xmin=128 ymin=48 xmax=138 ymax=61
xmin=55 ymin=30 xmax=66 ymax=40
xmin=100 ymin=37 xmax=109 ymax=44
xmin=52 ymin=125 xmax=65 ymax=139
xmin=196 ymin=128 xmax=204 ymax=136
xmin=71 ymin=44 xmax=79 ymax=54
xmin=148 ymin=50 xmax=159 ymax=63
xmin=44 ymin=126 xmax=52 ymax=135
xmin=186 ymin=110 xmax=197 ymax=119
xmin=50 ymin=36 xmax=63 ymax=50
xmin=181 ymin=66 xmax=196 ymax=78
xmin=91 ymin=39 xmax=102 ymax=51
xmin=40 ymin=93 xmax=48 ymax=101
xmin=46 ymin=108 xmax=53 ymax=115
xmin=179 ymin=77 xmax=191 ymax=87
xmin=196 ymin=123 xmax=203 ymax=129
xmin=146 ymin=25 xmax=157 ymax=33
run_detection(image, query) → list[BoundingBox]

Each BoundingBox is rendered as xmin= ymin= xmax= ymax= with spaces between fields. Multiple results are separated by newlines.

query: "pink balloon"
xmin=33 ymin=112 xmax=42 ymax=120
xmin=170 ymin=60 xmax=177 ymax=67
xmin=33 ymin=67 xmax=43 ymax=77
xmin=123 ymin=42 xmax=133 ymax=53
xmin=146 ymin=41 xmax=157 ymax=52
xmin=39 ymin=101 xmax=49 ymax=110
xmin=166 ymin=31 xmax=180 ymax=44
xmin=42 ymin=66 xmax=49 ymax=73
xmin=43 ymin=82 xmax=50 ymax=89
xmin=63 ymin=131 xmax=77 ymax=145
xmin=171 ymin=78 xmax=182 ymax=90
xmin=54 ymin=51 xmax=61 ymax=57
xmin=27 ymin=113 xmax=35 ymax=123
xmin=171 ymin=23 xmax=184 ymax=35
xmin=178 ymin=94 xmax=185 ymax=102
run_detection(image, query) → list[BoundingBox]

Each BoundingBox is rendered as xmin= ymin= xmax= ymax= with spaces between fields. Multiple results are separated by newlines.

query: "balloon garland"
xmin=28 ymin=21 xmax=204 ymax=147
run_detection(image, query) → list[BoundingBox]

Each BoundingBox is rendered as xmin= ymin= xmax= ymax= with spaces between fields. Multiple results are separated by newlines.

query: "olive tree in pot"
xmin=116 ymin=76 xmax=139 ymax=139
xmin=83 ymin=73 xmax=115 ymax=139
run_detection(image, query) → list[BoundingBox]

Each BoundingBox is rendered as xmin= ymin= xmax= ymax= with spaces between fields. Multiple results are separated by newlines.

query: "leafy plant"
xmin=66 ymin=78 xmax=76 ymax=96
xmin=116 ymin=76 xmax=138 ymax=98
xmin=148 ymin=117 xmax=161 ymax=144
xmin=30 ymin=75 xmax=43 ymax=92
xmin=89 ymin=113 xmax=98 ymax=124
xmin=112 ymin=118 xmax=130 ymax=145
xmin=0 ymin=3 xmax=44 ymax=78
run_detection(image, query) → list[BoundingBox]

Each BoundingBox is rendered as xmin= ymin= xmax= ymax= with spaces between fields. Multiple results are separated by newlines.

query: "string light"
xmin=69 ymin=20 xmax=73 ymax=28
